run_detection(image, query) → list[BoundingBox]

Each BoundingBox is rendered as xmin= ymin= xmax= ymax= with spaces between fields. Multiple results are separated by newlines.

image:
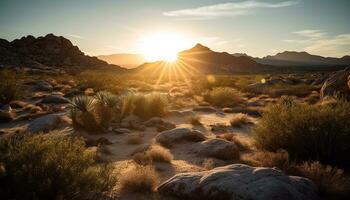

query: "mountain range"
xmin=1 ymin=34 xmax=349 ymax=75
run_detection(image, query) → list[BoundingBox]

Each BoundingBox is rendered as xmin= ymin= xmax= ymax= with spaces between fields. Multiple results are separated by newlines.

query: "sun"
xmin=139 ymin=32 xmax=192 ymax=62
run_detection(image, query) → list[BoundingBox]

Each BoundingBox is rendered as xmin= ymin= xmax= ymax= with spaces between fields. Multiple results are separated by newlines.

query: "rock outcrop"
xmin=0 ymin=34 xmax=126 ymax=72
xmin=320 ymin=66 xmax=350 ymax=99
xmin=158 ymin=164 xmax=318 ymax=200
xmin=155 ymin=128 xmax=206 ymax=146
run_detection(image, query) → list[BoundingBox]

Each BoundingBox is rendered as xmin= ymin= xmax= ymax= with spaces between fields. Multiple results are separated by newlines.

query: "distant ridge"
xmin=0 ymin=34 xmax=126 ymax=71
xmin=233 ymin=51 xmax=350 ymax=67
xmin=98 ymin=53 xmax=146 ymax=69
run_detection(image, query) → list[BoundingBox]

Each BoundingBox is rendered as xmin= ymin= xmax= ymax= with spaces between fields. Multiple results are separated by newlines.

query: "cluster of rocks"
xmin=0 ymin=34 xmax=126 ymax=72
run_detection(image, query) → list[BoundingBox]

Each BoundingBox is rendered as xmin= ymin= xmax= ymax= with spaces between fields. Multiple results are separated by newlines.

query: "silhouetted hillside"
xmin=251 ymin=51 xmax=350 ymax=67
xmin=0 ymin=34 xmax=126 ymax=71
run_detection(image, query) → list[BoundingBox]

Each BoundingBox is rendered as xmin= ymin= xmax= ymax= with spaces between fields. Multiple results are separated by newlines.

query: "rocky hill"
xmin=0 ymin=34 xmax=126 ymax=72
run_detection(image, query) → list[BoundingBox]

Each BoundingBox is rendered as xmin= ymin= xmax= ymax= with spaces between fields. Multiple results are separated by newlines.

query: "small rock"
xmin=0 ymin=105 xmax=16 ymax=123
xmin=27 ymin=114 xmax=62 ymax=133
xmin=113 ymin=128 xmax=131 ymax=134
xmin=193 ymin=106 xmax=217 ymax=113
xmin=9 ymin=100 xmax=27 ymax=108
xmin=222 ymin=107 xmax=233 ymax=113
xmin=86 ymin=137 xmax=113 ymax=146
xmin=41 ymin=95 xmax=70 ymax=104
xmin=33 ymin=81 xmax=53 ymax=91
xmin=155 ymin=128 xmax=206 ymax=146
xmin=195 ymin=138 xmax=239 ymax=160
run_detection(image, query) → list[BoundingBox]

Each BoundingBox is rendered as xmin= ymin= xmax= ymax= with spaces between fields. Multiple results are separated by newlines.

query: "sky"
xmin=1 ymin=0 xmax=350 ymax=58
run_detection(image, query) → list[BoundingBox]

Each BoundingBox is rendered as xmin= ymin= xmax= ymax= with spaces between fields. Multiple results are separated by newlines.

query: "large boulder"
xmin=155 ymin=128 xmax=206 ymax=146
xmin=158 ymin=164 xmax=318 ymax=200
xmin=195 ymin=138 xmax=239 ymax=160
xmin=320 ymin=67 xmax=350 ymax=99
xmin=27 ymin=114 xmax=63 ymax=133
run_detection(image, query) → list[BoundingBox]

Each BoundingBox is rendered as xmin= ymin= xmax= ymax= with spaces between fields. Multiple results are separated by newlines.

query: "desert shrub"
xmin=204 ymin=87 xmax=242 ymax=107
xmin=70 ymin=95 xmax=102 ymax=132
xmin=0 ymin=70 xmax=22 ymax=104
xmin=0 ymin=133 xmax=117 ymax=200
xmin=297 ymin=161 xmax=350 ymax=198
xmin=94 ymin=91 xmax=119 ymax=128
xmin=254 ymin=97 xmax=350 ymax=166
xmin=147 ymin=145 xmax=173 ymax=163
xmin=126 ymin=133 xmax=143 ymax=145
xmin=119 ymin=165 xmax=159 ymax=192
xmin=120 ymin=92 xmax=168 ymax=119
xmin=133 ymin=152 xmax=153 ymax=166
xmin=230 ymin=113 xmax=252 ymax=127
xmin=187 ymin=115 xmax=202 ymax=126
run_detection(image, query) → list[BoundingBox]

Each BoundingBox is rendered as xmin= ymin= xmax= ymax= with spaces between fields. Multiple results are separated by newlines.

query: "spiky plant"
xmin=94 ymin=91 xmax=119 ymax=128
xmin=70 ymin=95 xmax=101 ymax=133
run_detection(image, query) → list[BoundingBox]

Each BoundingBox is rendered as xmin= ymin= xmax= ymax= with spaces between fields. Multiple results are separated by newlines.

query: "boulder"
xmin=320 ymin=66 xmax=350 ymax=99
xmin=0 ymin=105 xmax=16 ymax=123
xmin=41 ymin=95 xmax=70 ymax=104
xmin=155 ymin=128 xmax=206 ymax=146
xmin=158 ymin=164 xmax=318 ymax=200
xmin=33 ymin=80 xmax=53 ymax=91
xmin=27 ymin=114 xmax=62 ymax=133
xmin=193 ymin=106 xmax=217 ymax=113
xmin=144 ymin=117 xmax=176 ymax=131
xmin=195 ymin=138 xmax=239 ymax=160
xmin=113 ymin=128 xmax=131 ymax=134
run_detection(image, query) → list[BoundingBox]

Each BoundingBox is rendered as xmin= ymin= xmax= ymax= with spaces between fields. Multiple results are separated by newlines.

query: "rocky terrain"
xmin=1 ymin=61 xmax=349 ymax=199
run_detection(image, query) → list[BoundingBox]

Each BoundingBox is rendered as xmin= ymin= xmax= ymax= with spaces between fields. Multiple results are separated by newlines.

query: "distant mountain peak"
xmin=189 ymin=43 xmax=211 ymax=52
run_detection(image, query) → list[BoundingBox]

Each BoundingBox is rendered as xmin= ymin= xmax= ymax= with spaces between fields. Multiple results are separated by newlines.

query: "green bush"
xmin=0 ymin=70 xmax=22 ymax=104
xmin=204 ymin=87 xmax=242 ymax=107
xmin=254 ymin=97 xmax=350 ymax=166
xmin=120 ymin=92 xmax=168 ymax=119
xmin=0 ymin=133 xmax=117 ymax=200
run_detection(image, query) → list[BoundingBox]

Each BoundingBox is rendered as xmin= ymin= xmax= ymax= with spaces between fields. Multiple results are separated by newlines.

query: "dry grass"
xmin=296 ymin=161 xmax=350 ymax=198
xmin=216 ymin=133 xmax=250 ymax=151
xmin=119 ymin=166 xmax=159 ymax=192
xmin=132 ymin=145 xmax=173 ymax=164
xmin=204 ymin=87 xmax=242 ymax=107
xmin=133 ymin=152 xmax=153 ymax=166
xmin=241 ymin=150 xmax=292 ymax=172
xmin=230 ymin=113 xmax=252 ymax=127
xmin=147 ymin=145 xmax=173 ymax=163
xmin=187 ymin=115 xmax=202 ymax=126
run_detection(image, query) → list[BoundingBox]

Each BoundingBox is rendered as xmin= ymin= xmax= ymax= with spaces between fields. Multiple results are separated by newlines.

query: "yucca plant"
xmin=70 ymin=95 xmax=101 ymax=133
xmin=95 ymin=91 xmax=119 ymax=128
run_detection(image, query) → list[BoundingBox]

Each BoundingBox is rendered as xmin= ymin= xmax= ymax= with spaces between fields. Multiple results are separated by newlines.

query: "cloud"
xmin=284 ymin=30 xmax=350 ymax=57
xmin=163 ymin=0 xmax=299 ymax=19
xmin=65 ymin=34 xmax=83 ymax=39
